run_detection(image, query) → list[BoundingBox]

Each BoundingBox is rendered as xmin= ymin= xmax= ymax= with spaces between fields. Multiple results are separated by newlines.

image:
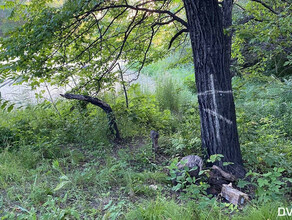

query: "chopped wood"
xmin=221 ymin=183 xmax=249 ymax=206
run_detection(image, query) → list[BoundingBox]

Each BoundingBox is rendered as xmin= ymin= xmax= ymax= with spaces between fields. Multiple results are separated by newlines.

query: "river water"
xmin=0 ymin=73 xmax=155 ymax=106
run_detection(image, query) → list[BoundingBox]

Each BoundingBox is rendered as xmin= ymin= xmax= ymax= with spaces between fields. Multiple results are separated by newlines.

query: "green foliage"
xmin=235 ymin=202 xmax=292 ymax=220
xmin=0 ymin=99 xmax=15 ymax=112
xmin=233 ymin=0 xmax=292 ymax=77
xmin=238 ymin=168 xmax=291 ymax=203
xmin=0 ymin=32 xmax=292 ymax=219
xmin=0 ymin=149 xmax=26 ymax=188
xmin=114 ymin=84 xmax=173 ymax=138
xmin=0 ymin=100 xmax=112 ymax=150
xmin=233 ymin=75 xmax=292 ymax=175
xmin=183 ymin=74 xmax=197 ymax=94
xmin=0 ymin=0 xmax=184 ymax=98
xmin=207 ymin=154 xmax=224 ymax=163
xmin=0 ymin=126 xmax=16 ymax=148
xmin=29 ymin=183 xmax=53 ymax=206
xmin=170 ymin=104 xmax=201 ymax=156
xmin=156 ymin=74 xmax=180 ymax=113
xmin=102 ymin=200 xmax=127 ymax=220
xmin=142 ymin=48 xmax=194 ymax=76
xmin=167 ymin=158 xmax=209 ymax=202
xmin=123 ymin=170 xmax=167 ymax=197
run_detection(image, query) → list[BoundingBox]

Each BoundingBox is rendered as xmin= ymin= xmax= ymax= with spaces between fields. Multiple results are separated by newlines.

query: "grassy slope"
xmin=0 ymin=55 xmax=291 ymax=219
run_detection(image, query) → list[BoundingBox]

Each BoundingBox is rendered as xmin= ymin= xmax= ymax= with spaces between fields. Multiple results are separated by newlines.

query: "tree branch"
xmin=168 ymin=29 xmax=188 ymax=49
xmin=237 ymin=15 xmax=263 ymax=24
xmin=79 ymin=3 xmax=188 ymax=28
xmin=60 ymin=93 xmax=112 ymax=112
xmin=251 ymin=0 xmax=279 ymax=15
xmin=60 ymin=93 xmax=121 ymax=140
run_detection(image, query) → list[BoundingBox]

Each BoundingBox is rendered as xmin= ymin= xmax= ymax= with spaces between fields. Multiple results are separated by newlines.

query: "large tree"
xmin=183 ymin=0 xmax=245 ymax=177
xmin=0 ymin=0 xmax=248 ymax=177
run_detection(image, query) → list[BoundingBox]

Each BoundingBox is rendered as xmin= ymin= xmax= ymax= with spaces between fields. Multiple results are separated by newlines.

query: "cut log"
xmin=221 ymin=183 xmax=249 ymax=206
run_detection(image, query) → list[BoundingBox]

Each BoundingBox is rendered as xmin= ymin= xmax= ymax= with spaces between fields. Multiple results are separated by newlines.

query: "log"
xmin=221 ymin=183 xmax=249 ymax=206
xmin=211 ymin=165 xmax=237 ymax=182
xmin=207 ymin=165 xmax=238 ymax=195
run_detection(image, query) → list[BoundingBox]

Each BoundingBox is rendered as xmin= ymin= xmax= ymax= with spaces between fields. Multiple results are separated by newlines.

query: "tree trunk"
xmin=183 ymin=0 xmax=245 ymax=178
xmin=60 ymin=93 xmax=121 ymax=141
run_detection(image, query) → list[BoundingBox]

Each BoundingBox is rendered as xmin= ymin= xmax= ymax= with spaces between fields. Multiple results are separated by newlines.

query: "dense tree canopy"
xmin=0 ymin=0 xmax=188 ymax=93
xmin=0 ymin=0 xmax=290 ymax=89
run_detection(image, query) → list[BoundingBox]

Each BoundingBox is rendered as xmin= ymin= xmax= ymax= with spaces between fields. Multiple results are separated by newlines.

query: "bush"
xmin=0 ymin=127 xmax=17 ymax=149
xmin=113 ymin=84 xmax=173 ymax=138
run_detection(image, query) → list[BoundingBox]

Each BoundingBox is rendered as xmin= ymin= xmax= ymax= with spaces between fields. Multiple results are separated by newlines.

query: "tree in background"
xmin=2 ymin=0 xmax=288 ymax=177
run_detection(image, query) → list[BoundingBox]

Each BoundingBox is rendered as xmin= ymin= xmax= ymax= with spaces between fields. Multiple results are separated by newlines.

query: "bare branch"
xmin=234 ymin=3 xmax=245 ymax=11
xmin=70 ymin=8 xmax=128 ymax=62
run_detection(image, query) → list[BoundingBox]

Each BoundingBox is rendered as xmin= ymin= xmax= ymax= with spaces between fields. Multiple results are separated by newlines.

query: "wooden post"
xmin=150 ymin=130 xmax=159 ymax=153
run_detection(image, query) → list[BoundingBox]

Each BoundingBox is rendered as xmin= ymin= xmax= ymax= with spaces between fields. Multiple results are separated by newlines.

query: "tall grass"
xmin=156 ymin=74 xmax=180 ymax=113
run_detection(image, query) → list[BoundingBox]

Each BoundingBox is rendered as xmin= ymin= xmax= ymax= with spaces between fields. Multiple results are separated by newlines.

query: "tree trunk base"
xmin=207 ymin=165 xmax=237 ymax=195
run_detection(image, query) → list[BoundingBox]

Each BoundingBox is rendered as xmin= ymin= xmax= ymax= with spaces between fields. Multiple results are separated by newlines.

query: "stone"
xmin=177 ymin=155 xmax=203 ymax=178
xmin=149 ymin=184 xmax=158 ymax=190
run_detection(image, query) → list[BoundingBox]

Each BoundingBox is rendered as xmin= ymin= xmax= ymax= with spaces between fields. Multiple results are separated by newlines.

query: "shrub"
xmin=113 ymin=84 xmax=173 ymax=138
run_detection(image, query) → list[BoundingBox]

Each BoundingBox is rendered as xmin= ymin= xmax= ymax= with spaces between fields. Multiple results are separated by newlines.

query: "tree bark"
xmin=60 ymin=93 xmax=121 ymax=141
xmin=183 ymin=0 xmax=245 ymax=178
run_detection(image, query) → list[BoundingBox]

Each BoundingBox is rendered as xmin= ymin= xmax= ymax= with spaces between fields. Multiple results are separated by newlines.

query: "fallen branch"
xmin=60 ymin=93 xmax=121 ymax=140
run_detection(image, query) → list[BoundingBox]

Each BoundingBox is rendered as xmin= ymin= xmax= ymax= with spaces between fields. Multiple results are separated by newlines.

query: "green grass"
xmin=0 ymin=54 xmax=291 ymax=219
xmin=125 ymin=197 xmax=199 ymax=220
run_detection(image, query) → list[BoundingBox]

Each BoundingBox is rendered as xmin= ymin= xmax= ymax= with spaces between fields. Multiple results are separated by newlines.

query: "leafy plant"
xmin=167 ymin=158 xmax=208 ymax=196
xmin=52 ymin=160 xmax=72 ymax=192
xmin=238 ymin=168 xmax=291 ymax=203
xmin=156 ymin=74 xmax=180 ymax=113
xmin=102 ymin=200 xmax=126 ymax=220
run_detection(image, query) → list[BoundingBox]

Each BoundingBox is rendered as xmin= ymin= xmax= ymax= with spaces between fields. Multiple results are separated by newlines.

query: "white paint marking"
xmin=197 ymin=90 xmax=232 ymax=96
xmin=210 ymin=74 xmax=221 ymax=143
xmin=203 ymin=108 xmax=233 ymax=125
